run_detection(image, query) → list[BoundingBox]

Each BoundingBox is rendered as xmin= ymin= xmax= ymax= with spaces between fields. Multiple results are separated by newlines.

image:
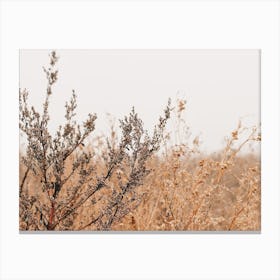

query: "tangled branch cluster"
xmin=19 ymin=51 xmax=171 ymax=230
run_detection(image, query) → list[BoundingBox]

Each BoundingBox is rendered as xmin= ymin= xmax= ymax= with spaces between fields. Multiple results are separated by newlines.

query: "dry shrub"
xmin=19 ymin=51 xmax=171 ymax=231
xmin=127 ymin=101 xmax=261 ymax=231
xmin=19 ymin=51 xmax=261 ymax=231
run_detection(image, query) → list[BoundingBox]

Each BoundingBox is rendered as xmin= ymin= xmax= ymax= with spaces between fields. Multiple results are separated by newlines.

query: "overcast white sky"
xmin=19 ymin=49 xmax=260 ymax=152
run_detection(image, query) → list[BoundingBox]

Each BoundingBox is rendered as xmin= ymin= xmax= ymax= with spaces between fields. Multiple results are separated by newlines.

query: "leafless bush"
xmin=19 ymin=51 xmax=171 ymax=230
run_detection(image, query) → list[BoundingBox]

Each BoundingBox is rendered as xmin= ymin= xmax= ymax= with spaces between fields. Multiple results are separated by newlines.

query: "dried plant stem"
xmin=228 ymin=182 xmax=255 ymax=230
xmin=19 ymin=167 xmax=30 ymax=196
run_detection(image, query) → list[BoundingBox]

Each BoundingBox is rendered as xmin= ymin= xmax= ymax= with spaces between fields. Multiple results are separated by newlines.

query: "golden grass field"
xmin=19 ymin=99 xmax=261 ymax=231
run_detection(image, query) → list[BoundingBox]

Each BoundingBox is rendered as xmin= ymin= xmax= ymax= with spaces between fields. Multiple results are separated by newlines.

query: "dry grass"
xmin=19 ymin=51 xmax=261 ymax=231
xmin=20 ymin=99 xmax=260 ymax=231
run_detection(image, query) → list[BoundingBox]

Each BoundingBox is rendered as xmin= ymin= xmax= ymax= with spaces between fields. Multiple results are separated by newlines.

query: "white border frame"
xmin=0 ymin=1 xmax=279 ymax=280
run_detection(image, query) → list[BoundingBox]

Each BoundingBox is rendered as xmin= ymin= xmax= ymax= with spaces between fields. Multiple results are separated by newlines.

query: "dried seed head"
xmin=231 ymin=130 xmax=238 ymax=140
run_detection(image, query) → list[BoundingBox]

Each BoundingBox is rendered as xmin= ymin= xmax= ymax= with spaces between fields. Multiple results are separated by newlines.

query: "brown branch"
xmin=20 ymin=167 xmax=30 ymax=196
xmin=51 ymin=180 xmax=106 ymax=229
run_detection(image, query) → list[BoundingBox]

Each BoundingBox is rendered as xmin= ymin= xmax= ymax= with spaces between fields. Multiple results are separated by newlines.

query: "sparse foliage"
xmin=19 ymin=51 xmax=261 ymax=231
xmin=19 ymin=51 xmax=171 ymax=230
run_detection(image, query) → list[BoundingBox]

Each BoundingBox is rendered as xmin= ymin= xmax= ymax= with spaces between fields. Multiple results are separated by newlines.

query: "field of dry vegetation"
xmin=19 ymin=51 xmax=261 ymax=231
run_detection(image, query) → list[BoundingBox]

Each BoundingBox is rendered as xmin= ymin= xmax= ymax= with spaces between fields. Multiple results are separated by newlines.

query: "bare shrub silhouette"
xmin=19 ymin=51 xmax=171 ymax=230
